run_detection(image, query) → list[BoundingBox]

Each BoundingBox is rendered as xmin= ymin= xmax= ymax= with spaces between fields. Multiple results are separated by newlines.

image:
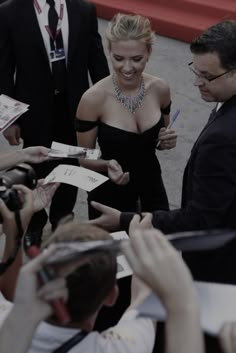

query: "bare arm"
xmin=0 ymin=247 xmax=67 ymax=353
xmin=158 ymin=80 xmax=177 ymax=150
xmin=122 ymin=218 xmax=204 ymax=353
xmin=0 ymin=146 xmax=49 ymax=171
xmin=76 ymin=88 xmax=109 ymax=172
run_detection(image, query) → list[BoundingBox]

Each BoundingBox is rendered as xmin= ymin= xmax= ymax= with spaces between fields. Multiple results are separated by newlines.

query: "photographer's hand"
xmin=0 ymin=186 xmax=33 ymax=300
xmin=11 ymin=185 xmax=34 ymax=231
xmin=21 ymin=146 xmax=49 ymax=164
xmin=33 ymin=180 xmax=60 ymax=212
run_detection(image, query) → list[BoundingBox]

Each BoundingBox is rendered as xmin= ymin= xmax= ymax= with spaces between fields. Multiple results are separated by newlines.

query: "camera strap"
xmin=52 ymin=330 xmax=88 ymax=353
xmin=0 ymin=210 xmax=24 ymax=275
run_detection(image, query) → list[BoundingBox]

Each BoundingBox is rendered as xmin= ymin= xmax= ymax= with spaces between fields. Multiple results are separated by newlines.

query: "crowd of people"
xmin=0 ymin=0 xmax=236 ymax=352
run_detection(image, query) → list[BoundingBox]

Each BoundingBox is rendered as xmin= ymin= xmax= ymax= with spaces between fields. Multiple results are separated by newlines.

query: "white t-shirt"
xmin=0 ymin=292 xmax=13 ymax=328
xmin=28 ymin=310 xmax=155 ymax=353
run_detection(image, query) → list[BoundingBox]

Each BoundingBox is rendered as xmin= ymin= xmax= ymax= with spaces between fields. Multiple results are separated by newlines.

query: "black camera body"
xmin=0 ymin=163 xmax=37 ymax=212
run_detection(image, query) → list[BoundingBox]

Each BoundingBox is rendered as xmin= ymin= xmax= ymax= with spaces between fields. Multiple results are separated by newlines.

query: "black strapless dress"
xmin=76 ymin=115 xmax=170 ymax=331
xmin=88 ymin=117 xmax=169 ymax=219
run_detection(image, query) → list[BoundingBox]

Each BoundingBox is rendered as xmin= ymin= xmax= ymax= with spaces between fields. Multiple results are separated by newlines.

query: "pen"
xmin=156 ymin=109 xmax=180 ymax=148
xmin=136 ymin=197 xmax=143 ymax=220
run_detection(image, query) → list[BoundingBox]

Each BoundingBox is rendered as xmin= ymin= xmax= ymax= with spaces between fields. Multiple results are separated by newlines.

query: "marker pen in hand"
xmin=27 ymin=245 xmax=71 ymax=325
xmin=136 ymin=197 xmax=143 ymax=220
xmin=156 ymin=109 xmax=181 ymax=148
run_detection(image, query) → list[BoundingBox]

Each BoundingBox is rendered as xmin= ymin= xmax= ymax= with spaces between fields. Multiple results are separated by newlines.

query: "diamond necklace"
xmin=112 ymin=74 xmax=145 ymax=114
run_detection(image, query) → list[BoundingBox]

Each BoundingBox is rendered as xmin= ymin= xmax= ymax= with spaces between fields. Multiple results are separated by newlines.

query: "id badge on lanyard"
xmin=49 ymin=47 xmax=65 ymax=62
xmin=34 ymin=0 xmax=66 ymax=63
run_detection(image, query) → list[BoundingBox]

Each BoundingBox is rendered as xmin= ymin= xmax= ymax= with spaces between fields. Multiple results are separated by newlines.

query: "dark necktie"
xmin=46 ymin=0 xmax=66 ymax=93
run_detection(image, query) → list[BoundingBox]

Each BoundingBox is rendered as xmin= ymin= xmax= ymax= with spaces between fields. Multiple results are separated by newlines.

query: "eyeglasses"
xmin=188 ymin=62 xmax=233 ymax=82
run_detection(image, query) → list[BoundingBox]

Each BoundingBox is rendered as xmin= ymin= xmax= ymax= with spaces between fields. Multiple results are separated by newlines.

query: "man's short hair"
xmin=44 ymin=221 xmax=117 ymax=323
xmin=190 ymin=20 xmax=236 ymax=70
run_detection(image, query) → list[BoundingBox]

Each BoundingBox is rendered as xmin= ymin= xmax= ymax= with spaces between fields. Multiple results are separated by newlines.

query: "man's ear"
xmin=103 ymin=283 xmax=119 ymax=307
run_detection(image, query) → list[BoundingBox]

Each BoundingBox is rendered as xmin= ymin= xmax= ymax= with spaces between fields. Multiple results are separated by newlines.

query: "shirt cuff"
xmin=120 ymin=212 xmax=135 ymax=232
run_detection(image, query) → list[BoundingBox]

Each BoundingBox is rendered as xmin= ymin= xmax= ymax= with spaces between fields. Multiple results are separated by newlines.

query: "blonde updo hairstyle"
xmin=106 ymin=13 xmax=155 ymax=52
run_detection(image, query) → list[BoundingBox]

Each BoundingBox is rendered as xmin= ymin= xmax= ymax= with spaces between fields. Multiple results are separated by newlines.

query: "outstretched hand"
xmin=88 ymin=201 xmax=121 ymax=231
xmin=33 ymin=180 xmax=60 ymax=212
xmin=108 ymin=159 xmax=130 ymax=185
xmin=22 ymin=146 xmax=49 ymax=164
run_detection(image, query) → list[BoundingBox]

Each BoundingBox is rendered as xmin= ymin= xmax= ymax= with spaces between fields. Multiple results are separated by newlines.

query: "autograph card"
xmin=111 ymin=231 xmax=133 ymax=279
xmin=0 ymin=95 xmax=29 ymax=132
xmin=137 ymin=281 xmax=236 ymax=336
xmin=49 ymin=141 xmax=100 ymax=160
xmin=44 ymin=164 xmax=108 ymax=191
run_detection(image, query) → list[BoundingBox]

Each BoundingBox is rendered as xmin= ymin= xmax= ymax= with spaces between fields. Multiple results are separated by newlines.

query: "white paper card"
xmin=137 ymin=281 xmax=236 ymax=335
xmin=44 ymin=164 xmax=108 ymax=192
xmin=49 ymin=141 xmax=100 ymax=160
xmin=0 ymin=95 xmax=29 ymax=132
xmin=111 ymin=231 xmax=129 ymax=240
xmin=111 ymin=231 xmax=133 ymax=279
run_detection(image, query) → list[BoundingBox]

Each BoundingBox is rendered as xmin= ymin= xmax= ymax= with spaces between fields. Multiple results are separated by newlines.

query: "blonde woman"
xmin=76 ymin=13 xmax=177 ymax=219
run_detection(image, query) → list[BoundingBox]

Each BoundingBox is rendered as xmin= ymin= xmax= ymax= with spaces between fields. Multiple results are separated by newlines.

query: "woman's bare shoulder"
xmin=144 ymin=73 xmax=170 ymax=94
xmin=82 ymin=76 xmax=111 ymax=104
xmin=144 ymin=73 xmax=171 ymax=109
xmin=77 ymin=76 xmax=112 ymax=120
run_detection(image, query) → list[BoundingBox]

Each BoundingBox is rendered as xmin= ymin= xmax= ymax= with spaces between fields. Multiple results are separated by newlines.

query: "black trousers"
xmin=24 ymin=92 xmax=78 ymax=232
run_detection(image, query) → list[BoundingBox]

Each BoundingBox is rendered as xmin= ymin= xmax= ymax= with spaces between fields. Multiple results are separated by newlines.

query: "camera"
xmin=0 ymin=163 xmax=37 ymax=212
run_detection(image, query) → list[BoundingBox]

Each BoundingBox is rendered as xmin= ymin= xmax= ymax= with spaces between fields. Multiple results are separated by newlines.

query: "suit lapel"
xmin=66 ymin=0 xmax=82 ymax=68
xmin=190 ymin=105 xmax=219 ymax=155
xmin=25 ymin=0 xmax=50 ymax=66
xmin=191 ymin=95 xmax=236 ymax=156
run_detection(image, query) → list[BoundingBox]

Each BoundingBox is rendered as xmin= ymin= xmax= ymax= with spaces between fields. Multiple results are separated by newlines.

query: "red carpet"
xmin=92 ymin=0 xmax=236 ymax=42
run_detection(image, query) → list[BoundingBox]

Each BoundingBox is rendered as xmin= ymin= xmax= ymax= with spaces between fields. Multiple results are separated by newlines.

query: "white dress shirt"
xmin=34 ymin=0 xmax=69 ymax=67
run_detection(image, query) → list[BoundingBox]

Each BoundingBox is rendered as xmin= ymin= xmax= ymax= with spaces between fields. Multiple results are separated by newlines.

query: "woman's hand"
xmin=158 ymin=127 xmax=177 ymax=150
xmin=108 ymin=159 xmax=130 ymax=185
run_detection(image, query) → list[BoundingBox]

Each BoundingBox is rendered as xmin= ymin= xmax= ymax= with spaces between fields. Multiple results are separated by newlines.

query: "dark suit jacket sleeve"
xmin=121 ymin=137 xmax=236 ymax=234
xmin=0 ymin=4 xmax=16 ymax=97
xmin=87 ymin=3 xmax=109 ymax=83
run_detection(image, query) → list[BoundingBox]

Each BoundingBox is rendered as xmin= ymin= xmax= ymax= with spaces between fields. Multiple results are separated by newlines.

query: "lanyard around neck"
xmin=34 ymin=0 xmax=64 ymax=41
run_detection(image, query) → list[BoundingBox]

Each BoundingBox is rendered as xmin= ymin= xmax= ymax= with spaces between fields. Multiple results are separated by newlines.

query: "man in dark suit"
xmin=0 ymin=0 xmax=109 ymax=243
xmin=89 ymin=20 xmax=236 ymax=284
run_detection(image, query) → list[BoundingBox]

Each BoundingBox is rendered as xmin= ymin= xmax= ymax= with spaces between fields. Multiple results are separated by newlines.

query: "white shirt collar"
xmin=37 ymin=0 xmax=47 ymax=10
xmin=36 ymin=0 xmax=62 ymax=10
xmin=216 ymin=102 xmax=223 ymax=111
